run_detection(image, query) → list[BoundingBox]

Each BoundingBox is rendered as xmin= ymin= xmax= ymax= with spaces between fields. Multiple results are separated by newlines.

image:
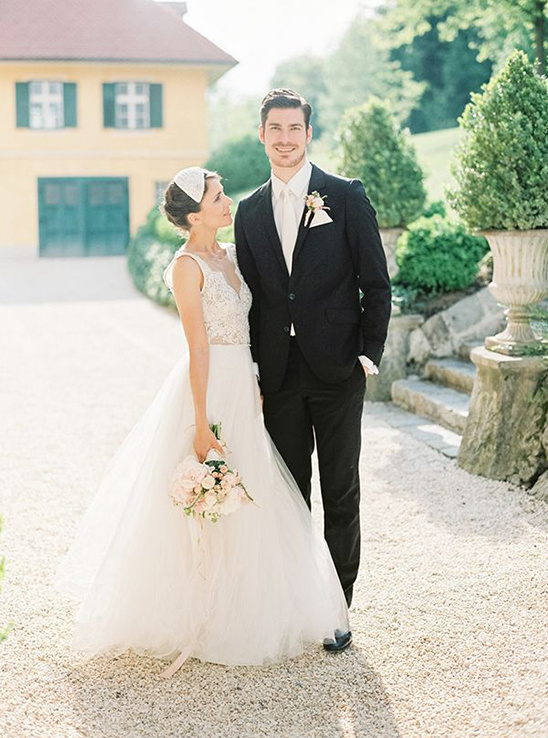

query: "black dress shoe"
xmin=323 ymin=629 xmax=352 ymax=653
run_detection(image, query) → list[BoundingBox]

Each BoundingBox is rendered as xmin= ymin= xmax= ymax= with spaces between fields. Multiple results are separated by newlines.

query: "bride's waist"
xmin=209 ymin=342 xmax=251 ymax=349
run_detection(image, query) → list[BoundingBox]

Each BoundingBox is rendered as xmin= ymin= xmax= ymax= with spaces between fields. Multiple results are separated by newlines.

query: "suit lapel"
xmin=254 ymin=164 xmax=328 ymax=277
xmin=292 ymin=164 xmax=327 ymax=269
xmin=258 ymin=180 xmax=289 ymax=277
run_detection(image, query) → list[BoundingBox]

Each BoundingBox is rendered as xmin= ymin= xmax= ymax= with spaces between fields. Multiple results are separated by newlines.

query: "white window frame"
xmin=29 ymin=81 xmax=64 ymax=130
xmin=115 ymin=82 xmax=150 ymax=130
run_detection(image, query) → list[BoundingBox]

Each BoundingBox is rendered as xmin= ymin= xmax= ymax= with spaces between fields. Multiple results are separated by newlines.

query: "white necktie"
xmin=280 ymin=185 xmax=298 ymax=274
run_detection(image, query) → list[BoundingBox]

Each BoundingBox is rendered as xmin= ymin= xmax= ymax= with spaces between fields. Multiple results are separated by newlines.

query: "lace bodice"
xmin=163 ymin=243 xmax=252 ymax=346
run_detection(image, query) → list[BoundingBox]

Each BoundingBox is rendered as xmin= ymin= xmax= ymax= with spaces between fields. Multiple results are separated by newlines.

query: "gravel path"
xmin=1 ymin=297 xmax=547 ymax=738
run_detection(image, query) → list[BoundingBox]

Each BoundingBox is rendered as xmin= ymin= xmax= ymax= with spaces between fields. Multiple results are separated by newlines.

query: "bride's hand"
xmin=194 ymin=425 xmax=224 ymax=462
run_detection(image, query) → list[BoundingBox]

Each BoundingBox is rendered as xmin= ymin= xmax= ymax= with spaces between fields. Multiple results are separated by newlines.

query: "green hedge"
xmin=127 ymin=206 xmax=236 ymax=308
xmin=127 ymin=208 xmax=180 ymax=308
xmin=395 ymin=214 xmax=489 ymax=292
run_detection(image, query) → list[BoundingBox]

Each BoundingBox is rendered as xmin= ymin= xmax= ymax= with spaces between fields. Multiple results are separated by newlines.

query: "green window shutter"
xmin=149 ymin=84 xmax=163 ymax=128
xmin=16 ymin=82 xmax=30 ymax=127
xmin=103 ymin=83 xmax=116 ymax=128
xmin=63 ymin=83 xmax=77 ymax=127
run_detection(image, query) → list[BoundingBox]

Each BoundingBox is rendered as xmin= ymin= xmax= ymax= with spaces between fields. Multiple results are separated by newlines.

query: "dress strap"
xmin=163 ymin=250 xmax=208 ymax=293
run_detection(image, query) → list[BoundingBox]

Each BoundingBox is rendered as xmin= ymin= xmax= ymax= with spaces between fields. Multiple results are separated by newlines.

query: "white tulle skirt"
xmin=55 ymin=344 xmax=349 ymax=667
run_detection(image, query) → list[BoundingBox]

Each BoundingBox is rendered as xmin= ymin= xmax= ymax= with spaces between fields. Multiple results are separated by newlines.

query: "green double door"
xmin=38 ymin=177 xmax=129 ymax=256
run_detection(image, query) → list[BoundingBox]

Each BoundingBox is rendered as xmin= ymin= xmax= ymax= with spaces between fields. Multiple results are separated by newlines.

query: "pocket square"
xmin=309 ymin=209 xmax=333 ymax=228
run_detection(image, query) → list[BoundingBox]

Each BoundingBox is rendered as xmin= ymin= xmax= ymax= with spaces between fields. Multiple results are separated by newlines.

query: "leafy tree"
xmin=391 ymin=15 xmax=493 ymax=132
xmin=207 ymin=90 xmax=260 ymax=150
xmin=383 ymin=0 xmax=547 ymax=73
xmin=270 ymin=55 xmax=328 ymax=138
xmin=338 ymin=98 xmax=426 ymax=228
xmin=205 ymin=134 xmax=270 ymax=196
xmin=448 ymin=50 xmax=548 ymax=230
xmin=319 ymin=13 xmax=425 ymax=137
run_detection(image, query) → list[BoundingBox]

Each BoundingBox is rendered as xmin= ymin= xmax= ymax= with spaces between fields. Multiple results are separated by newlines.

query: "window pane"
xmin=117 ymin=83 xmax=127 ymax=95
xmin=30 ymin=81 xmax=42 ymax=95
xmin=45 ymin=183 xmax=60 ymax=205
xmin=64 ymin=184 xmax=79 ymax=206
xmin=109 ymin=184 xmax=124 ymax=204
xmin=135 ymin=83 xmax=144 ymax=95
xmin=89 ymin=183 xmax=105 ymax=205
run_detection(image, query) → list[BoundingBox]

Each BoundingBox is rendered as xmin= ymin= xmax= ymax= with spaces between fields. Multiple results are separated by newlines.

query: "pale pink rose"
xmin=223 ymin=472 xmax=236 ymax=486
xmin=202 ymin=475 xmax=215 ymax=490
xmin=312 ymin=196 xmax=324 ymax=209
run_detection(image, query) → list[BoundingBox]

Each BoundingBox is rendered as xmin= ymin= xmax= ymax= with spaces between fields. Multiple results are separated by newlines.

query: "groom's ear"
xmin=258 ymin=124 xmax=265 ymax=144
xmin=307 ymin=125 xmax=313 ymax=144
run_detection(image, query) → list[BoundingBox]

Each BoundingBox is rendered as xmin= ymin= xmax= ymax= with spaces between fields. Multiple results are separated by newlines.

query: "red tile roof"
xmin=0 ymin=0 xmax=237 ymax=70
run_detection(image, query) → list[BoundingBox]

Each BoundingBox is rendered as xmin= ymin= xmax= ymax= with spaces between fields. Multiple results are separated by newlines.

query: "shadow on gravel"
xmin=65 ymin=646 xmax=402 ymax=738
xmin=364 ymin=418 xmax=548 ymax=542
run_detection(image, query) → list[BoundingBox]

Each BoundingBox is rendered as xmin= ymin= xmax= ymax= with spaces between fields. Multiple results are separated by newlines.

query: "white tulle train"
xmin=55 ymin=344 xmax=349 ymax=667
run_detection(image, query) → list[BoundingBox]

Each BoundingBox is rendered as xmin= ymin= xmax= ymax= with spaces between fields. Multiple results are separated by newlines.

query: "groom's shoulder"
xmin=237 ymin=180 xmax=270 ymax=212
xmin=317 ymin=166 xmax=362 ymax=192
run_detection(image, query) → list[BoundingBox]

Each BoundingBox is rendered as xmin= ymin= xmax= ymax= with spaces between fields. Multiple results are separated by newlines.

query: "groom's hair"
xmin=260 ymin=89 xmax=311 ymax=129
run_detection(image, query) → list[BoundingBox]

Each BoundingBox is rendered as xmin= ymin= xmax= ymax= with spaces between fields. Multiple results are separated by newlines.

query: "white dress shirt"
xmin=258 ymin=160 xmax=378 ymax=377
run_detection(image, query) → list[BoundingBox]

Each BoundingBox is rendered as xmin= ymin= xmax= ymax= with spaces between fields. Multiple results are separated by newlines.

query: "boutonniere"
xmin=303 ymin=191 xmax=332 ymax=228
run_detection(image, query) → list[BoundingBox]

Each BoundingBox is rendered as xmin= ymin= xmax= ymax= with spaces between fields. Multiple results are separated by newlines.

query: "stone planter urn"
xmin=379 ymin=227 xmax=404 ymax=281
xmin=483 ymin=229 xmax=548 ymax=355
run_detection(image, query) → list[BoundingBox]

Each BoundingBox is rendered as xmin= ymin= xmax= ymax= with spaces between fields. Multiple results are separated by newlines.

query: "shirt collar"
xmin=271 ymin=159 xmax=312 ymax=200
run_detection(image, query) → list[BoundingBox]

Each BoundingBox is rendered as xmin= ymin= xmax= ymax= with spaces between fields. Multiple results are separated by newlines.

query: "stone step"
xmin=458 ymin=340 xmax=484 ymax=362
xmin=424 ymin=357 xmax=476 ymax=395
xmin=391 ymin=376 xmax=470 ymax=435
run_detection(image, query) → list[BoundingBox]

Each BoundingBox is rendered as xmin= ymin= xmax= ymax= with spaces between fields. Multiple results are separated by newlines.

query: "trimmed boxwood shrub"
xmin=395 ymin=214 xmax=489 ymax=292
xmin=448 ymin=51 xmax=548 ymax=231
xmin=337 ymin=98 xmax=426 ymax=228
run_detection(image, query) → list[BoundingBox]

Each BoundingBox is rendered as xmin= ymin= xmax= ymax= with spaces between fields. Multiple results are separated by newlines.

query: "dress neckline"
xmin=178 ymin=244 xmax=242 ymax=299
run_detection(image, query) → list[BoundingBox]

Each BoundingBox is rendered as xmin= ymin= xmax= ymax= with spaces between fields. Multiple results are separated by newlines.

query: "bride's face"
xmin=190 ymin=178 xmax=233 ymax=230
xmin=259 ymin=107 xmax=312 ymax=170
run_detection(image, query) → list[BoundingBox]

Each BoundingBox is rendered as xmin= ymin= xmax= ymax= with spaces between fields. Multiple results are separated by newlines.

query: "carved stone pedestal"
xmin=458 ymin=347 xmax=548 ymax=486
xmin=365 ymin=313 xmax=423 ymax=402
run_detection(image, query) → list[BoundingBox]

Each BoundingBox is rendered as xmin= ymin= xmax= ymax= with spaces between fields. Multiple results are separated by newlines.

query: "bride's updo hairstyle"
xmin=161 ymin=169 xmax=220 ymax=232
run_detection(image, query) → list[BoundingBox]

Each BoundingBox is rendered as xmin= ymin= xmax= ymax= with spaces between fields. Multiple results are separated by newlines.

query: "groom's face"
xmin=259 ymin=107 xmax=312 ymax=170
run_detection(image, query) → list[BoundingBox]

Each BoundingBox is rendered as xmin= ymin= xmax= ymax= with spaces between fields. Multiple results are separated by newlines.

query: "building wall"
xmin=0 ymin=61 xmax=211 ymax=255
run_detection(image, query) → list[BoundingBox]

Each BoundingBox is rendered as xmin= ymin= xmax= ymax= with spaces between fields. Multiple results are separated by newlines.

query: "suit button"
xmin=284 ymin=326 xmax=290 ymax=333
xmin=289 ymin=293 xmax=295 ymax=300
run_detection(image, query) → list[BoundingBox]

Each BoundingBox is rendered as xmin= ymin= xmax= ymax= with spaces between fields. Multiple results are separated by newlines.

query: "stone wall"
xmin=408 ymin=288 xmax=505 ymax=367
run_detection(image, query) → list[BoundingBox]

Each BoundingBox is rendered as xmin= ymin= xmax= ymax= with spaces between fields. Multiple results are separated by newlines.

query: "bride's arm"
xmin=170 ymin=257 xmax=223 ymax=462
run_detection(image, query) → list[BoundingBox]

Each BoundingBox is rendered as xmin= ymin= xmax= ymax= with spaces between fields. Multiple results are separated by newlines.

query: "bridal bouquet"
xmin=169 ymin=424 xmax=253 ymax=523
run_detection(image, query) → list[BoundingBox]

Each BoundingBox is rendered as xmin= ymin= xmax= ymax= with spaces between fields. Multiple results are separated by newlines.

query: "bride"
xmin=55 ymin=167 xmax=350 ymax=676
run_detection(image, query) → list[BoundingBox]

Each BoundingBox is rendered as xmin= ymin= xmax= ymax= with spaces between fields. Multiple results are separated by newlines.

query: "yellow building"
xmin=0 ymin=0 xmax=236 ymax=257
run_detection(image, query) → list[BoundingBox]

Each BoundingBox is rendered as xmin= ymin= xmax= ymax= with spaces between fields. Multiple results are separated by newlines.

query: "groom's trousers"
xmin=262 ymin=337 xmax=366 ymax=607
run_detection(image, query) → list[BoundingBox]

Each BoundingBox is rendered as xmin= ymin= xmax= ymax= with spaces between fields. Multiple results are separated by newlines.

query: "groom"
xmin=235 ymin=89 xmax=391 ymax=651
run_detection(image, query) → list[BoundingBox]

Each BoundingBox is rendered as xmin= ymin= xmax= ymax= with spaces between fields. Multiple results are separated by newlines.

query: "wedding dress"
xmin=55 ymin=243 xmax=349 ymax=668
